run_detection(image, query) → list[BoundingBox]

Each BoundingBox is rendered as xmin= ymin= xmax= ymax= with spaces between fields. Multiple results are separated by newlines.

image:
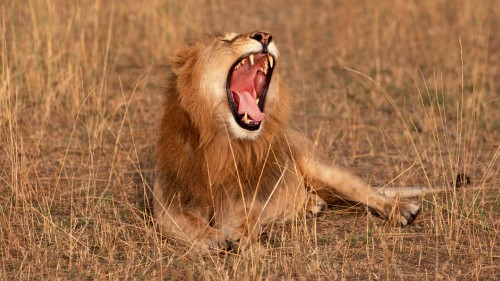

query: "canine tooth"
xmin=242 ymin=112 xmax=249 ymax=123
xmin=256 ymin=98 xmax=260 ymax=104
xmin=249 ymin=54 xmax=254 ymax=65
xmin=268 ymin=55 xmax=273 ymax=68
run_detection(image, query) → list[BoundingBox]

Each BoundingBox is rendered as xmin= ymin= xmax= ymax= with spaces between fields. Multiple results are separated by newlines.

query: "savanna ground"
xmin=1 ymin=0 xmax=499 ymax=280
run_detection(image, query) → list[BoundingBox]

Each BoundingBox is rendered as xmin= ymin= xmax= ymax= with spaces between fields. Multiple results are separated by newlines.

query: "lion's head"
xmin=169 ymin=31 xmax=285 ymax=141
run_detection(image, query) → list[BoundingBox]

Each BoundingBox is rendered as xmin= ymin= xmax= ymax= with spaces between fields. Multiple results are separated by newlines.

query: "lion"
xmin=153 ymin=30 xmax=424 ymax=251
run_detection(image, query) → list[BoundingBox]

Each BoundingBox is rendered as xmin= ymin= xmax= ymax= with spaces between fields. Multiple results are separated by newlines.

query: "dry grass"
xmin=1 ymin=0 xmax=499 ymax=279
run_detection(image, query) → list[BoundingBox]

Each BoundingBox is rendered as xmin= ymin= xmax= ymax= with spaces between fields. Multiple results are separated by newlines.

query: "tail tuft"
xmin=455 ymin=173 xmax=471 ymax=188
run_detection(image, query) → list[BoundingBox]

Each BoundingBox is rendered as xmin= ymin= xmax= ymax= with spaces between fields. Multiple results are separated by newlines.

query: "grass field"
xmin=1 ymin=0 xmax=499 ymax=279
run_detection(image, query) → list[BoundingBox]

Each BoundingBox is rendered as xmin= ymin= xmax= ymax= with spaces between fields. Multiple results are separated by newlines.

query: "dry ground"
xmin=1 ymin=0 xmax=499 ymax=280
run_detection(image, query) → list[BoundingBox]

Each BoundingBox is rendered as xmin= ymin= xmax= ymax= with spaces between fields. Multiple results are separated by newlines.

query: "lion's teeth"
xmin=235 ymin=58 xmax=247 ymax=70
xmin=256 ymin=98 xmax=260 ymax=104
xmin=242 ymin=112 xmax=249 ymax=123
xmin=249 ymin=54 xmax=254 ymax=65
xmin=268 ymin=55 xmax=273 ymax=68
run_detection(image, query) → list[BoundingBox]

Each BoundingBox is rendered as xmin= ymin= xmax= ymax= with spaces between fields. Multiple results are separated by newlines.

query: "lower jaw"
xmin=235 ymin=120 xmax=261 ymax=131
xmin=228 ymin=119 xmax=263 ymax=140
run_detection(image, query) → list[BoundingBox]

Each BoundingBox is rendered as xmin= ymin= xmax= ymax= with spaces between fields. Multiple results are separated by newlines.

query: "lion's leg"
xmin=155 ymin=208 xmax=229 ymax=250
xmin=253 ymin=169 xmax=329 ymax=222
xmin=216 ymin=173 xmax=318 ymax=251
xmin=304 ymin=193 xmax=328 ymax=218
xmin=217 ymin=207 xmax=262 ymax=251
xmin=295 ymin=155 xmax=420 ymax=226
xmin=153 ymin=180 xmax=229 ymax=250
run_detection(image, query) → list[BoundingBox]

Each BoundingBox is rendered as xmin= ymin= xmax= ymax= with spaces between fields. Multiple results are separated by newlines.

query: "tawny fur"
xmin=154 ymin=31 xmax=421 ymax=251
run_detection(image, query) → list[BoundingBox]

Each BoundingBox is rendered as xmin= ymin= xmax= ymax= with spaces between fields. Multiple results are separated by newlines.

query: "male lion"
xmin=154 ymin=31 xmax=421 ymax=251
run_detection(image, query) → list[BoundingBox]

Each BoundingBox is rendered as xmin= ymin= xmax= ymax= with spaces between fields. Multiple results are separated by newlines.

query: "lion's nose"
xmin=251 ymin=31 xmax=272 ymax=52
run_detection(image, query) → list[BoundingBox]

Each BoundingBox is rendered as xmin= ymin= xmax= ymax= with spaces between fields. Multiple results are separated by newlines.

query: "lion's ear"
xmin=170 ymin=47 xmax=197 ymax=74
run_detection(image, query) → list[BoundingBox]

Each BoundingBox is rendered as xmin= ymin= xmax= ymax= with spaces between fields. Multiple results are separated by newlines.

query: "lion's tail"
xmin=376 ymin=174 xmax=471 ymax=198
xmin=377 ymin=186 xmax=455 ymax=198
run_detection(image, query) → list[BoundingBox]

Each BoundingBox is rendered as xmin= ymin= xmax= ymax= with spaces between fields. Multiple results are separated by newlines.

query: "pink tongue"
xmin=234 ymin=91 xmax=265 ymax=122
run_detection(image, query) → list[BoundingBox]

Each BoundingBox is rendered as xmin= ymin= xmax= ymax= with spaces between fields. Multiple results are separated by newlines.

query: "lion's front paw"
xmin=225 ymin=229 xmax=266 ymax=255
xmin=372 ymin=201 xmax=421 ymax=226
xmin=197 ymin=228 xmax=231 ymax=252
xmin=396 ymin=202 xmax=421 ymax=226
xmin=227 ymin=238 xmax=266 ymax=256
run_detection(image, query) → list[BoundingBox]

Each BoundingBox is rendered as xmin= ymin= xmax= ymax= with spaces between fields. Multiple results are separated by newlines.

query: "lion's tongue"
xmin=234 ymin=92 xmax=265 ymax=122
xmin=230 ymin=66 xmax=266 ymax=122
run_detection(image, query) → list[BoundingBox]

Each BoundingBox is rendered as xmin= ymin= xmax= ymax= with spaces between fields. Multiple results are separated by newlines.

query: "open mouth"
xmin=226 ymin=52 xmax=274 ymax=131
